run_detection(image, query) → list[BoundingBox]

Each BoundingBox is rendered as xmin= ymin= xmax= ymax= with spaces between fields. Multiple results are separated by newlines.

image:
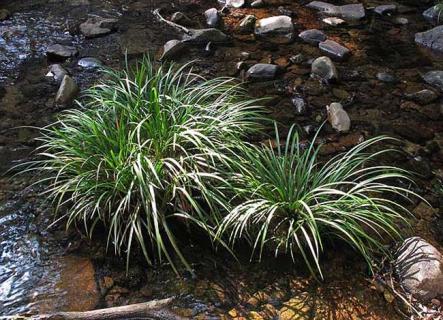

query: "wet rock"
xmin=0 ymin=9 xmax=10 ymax=21
xmin=160 ymin=40 xmax=186 ymax=60
xmin=298 ymin=29 xmax=327 ymax=45
xmin=374 ymin=4 xmax=397 ymax=15
xmin=423 ymin=70 xmax=443 ymax=92
xmin=183 ymin=28 xmax=230 ymax=44
xmin=423 ymin=6 xmax=443 ymax=24
xmin=306 ymin=2 xmax=366 ymax=20
xmin=255 ymin=16 xmax=295 ymax=44
xmin=225 ymin=0 xmax=245 ymax=8
xmin=291 ymin=96 xmax=307 ymax=115
xmin=394 ymin=17 xmax=409 ymax=25
xmin=46 ymin=44 xmax=78 ymax=60
xmin=405 ymin=89 xmax=439 ymax=104
xmin=205 ymin=8 xmax=220 ymax=28
xmin=278 ymin=6 xmax=294 ymax=17
xmin=327 ymin=102 xmax=350 ymax=132
xmin=396 ymin=237 xmax=443 ymax=301
xmin=415 ymin=26 xmax=443 ymax=53
xmin=171 ymin=12 xmax=193 ymax=26
xmin=46 ymin=64 xmax=68 ymax=82
xmin=322 ymin=17 xmax=346 ymax=26
xmin=246 ymin=64 xmax=279 ymax=80
xmin=80 ymin=17 xmax=118 ymax=38
xmin=238 ymin=15 xmax=256 ymax=33
xmin=55 ymin=75 xmax=79 ymax=105
xmin=251 ymin=0 xmax=265 ymax=8
xmin=319 ymin=40 xmax=350 ymax=60
xmin=78 ymin=57 xmax=103 ymax=69
xmin=290 ymin=53 xmax=305 ymax=64
xmin=377 ymin=72 xmax=396 ymax=83
xmin=311 ymin=56 xmax=338 ymax=81
xmin=393 ymin=122 xmax=435 ymax=143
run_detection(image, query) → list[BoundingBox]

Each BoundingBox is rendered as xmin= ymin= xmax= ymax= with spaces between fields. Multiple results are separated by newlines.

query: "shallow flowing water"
xmin=0 ymin=0 xmax=442 ymax=318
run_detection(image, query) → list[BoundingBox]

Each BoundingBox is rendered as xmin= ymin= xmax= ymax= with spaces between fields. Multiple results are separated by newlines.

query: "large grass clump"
xmin=217 ymin=125 xmax=418 ymax=278
xmin=29 ymin=58 xmax=264 ymax=272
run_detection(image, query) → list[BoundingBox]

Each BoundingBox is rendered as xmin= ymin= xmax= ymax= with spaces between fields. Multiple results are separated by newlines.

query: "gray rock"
xmin=205 ymin=8 xmax=220 ymax=28
xmin=246 ymin=64 xmax=279 ymax=80
xmin=46 ymin=44 xmax=78 ymax=60
xmin=327 ymin=102 xmax=350 ymax=132
xmin=322 ymin=17 xmax=346 ymax=26
xmin=319 ymin=39 xmax=350 ymax=60
xmin=255 ymin=15 xmax=295 ymax=44
xmin=46 ymin=64 xmax=68 ymax=82
xmin=405 ymin=89 xmax=439 ymax=105
xmin=394 ymin=17 xmax=409 ymax=25
xmin=78 ymin=57 xmax=103 ymax=69
xmin=171 ymin=12 xmax=193 ymax=26
xmin=226 ymin=0 xmax=245 ymax=8
xmin=251 ymin=0 xmax=265 ymax=8
xmin=423 ymin=6 xmax=443 ymax=24
xmin=183 ymin=28 xmax=230 ymax=44
xmin=291 ymin=96 xmax=307 ymax=115
xmin=299 ymin=29 xmax=327 ymax=45
xmin=306 ymin=1 xmax=365 ymax=20
xmin=238 ymin=15 xmax=256 ymax=33
xmin=423 ymin=70 xmax=443 ymax=92
xmin=311 ymin=56 xmax=338 ymax=81
xmin=0 ymin=9 xmax=10 ymax=21
xmin=374 ymin=4 xmax=397 ymax=15
xmin=278 ymin=6 xmax=294 ymax=17
xmin=376 ymin=72 xmax=396 ymax=83
xmin=395 ymin=237 xmax=443 ymax=301
xmin=55 ymin=75 xmax=79 ymax=104
xmin=160 ymin=40 xmax=186 ymax=60
xmin=415 ymin=26 xmax=443 ymax=53
xmin=80 ymin=17 xmax=118 ymax=38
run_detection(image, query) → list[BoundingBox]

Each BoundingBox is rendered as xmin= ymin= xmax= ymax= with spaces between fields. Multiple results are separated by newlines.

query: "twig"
xmin=153 ymin=8 xmax=191 ymax=35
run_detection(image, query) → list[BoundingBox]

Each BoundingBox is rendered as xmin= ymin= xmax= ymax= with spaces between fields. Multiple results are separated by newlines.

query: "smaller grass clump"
xmin=27 ymin=57 xmax=264 ymax=273
xmin=217 ymin=125 xmax=419 ymax=278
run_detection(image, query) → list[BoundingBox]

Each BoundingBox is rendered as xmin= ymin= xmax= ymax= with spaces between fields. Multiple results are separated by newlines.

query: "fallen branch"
xmin=9 ymin=297 xmax=186 ymax=320
xmin=153 ymin=8 xmax=191 ymax=35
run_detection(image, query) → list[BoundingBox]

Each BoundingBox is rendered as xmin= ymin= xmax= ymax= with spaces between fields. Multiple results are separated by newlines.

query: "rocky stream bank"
xmin=0 ymin=0 xmax=442 ymax=319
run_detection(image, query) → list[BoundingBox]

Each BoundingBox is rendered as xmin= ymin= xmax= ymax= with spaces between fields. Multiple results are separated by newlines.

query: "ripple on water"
xmin=0 ymin=12 xmax=80 ymax=85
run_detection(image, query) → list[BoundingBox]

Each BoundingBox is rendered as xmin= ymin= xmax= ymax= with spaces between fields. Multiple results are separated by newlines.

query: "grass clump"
xmin=29 ymin=57 xmax=264 ymax=273
xmin=217 ymin=125 xmax=418 ymax=278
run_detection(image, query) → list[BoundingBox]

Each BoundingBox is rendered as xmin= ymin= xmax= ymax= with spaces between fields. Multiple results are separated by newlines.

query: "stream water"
xmin=0 ymin=0 xmax=442 ymax=318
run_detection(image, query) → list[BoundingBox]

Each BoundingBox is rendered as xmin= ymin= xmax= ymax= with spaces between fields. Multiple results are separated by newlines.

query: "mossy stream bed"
xmin=0 ymin=0 xmax=442 ymax=318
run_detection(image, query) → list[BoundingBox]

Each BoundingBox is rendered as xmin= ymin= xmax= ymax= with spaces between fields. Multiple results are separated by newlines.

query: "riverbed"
xmin=0 ymin=0 xmax=442 ymax=318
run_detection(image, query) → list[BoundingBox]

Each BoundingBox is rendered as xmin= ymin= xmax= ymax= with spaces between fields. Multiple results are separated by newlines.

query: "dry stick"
xmin=8 ymin=298 xmax=186 ymax=320
xmin=152 ymin=8 xmax=191 ymax=35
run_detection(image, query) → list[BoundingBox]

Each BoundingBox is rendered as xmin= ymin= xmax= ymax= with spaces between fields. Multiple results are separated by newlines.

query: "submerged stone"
xmin=78 ymin=57 xmax=103 ymax=69
xmin=405 ymin=89 xmax=439 ymax=104
xmin=183 ymin=28 xmax=230 ymax=44
xmin=423 ymin=6 xmax=443 ymax=25
xmin=246 ymin=64 xmax=278 ymax=80
xmin=80 ymin=17 xmax=118 ymax=38
xmin=298 ymin=29 xmax=327 ymax=45
xmin=55 ymin=75 xmax=79 ymax=104
xmin=319 ymin=40 xmax=350 ymax=60
xmin=46 ymin=44 xmax=78 ymax=60
xmin=374 ymin=4 xmax=397 ymax=15
xmin=311 ymin=56 xmax=338 ymax=81
xmin=160 ymin=40 xmax=186 ymax=60
xmin=415 ymin=26 xmax=443 ymax=53
xmin=396 ymin=237 xmax=443 ymax=301
xmin=306 ymin=2 xmax=366 ymax=20
xmin=255 ymin=16 xmax=295 ymax=44
xmin=423 ymin=70 xmax=443 ymax=92
xmin=327 ymin=102 xmax=350 ymax=132
xmin=376 ymin=72 xmax=396 ymax=83
xmin=204 ymin=8 xmax=220 ymax=28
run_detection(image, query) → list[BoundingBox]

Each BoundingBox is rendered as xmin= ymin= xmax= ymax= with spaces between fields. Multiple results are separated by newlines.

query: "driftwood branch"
xmin=153 ymin=8 xmax=191 ymax=35
xmin=9 ymin=298 xmax=186 ymax=320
